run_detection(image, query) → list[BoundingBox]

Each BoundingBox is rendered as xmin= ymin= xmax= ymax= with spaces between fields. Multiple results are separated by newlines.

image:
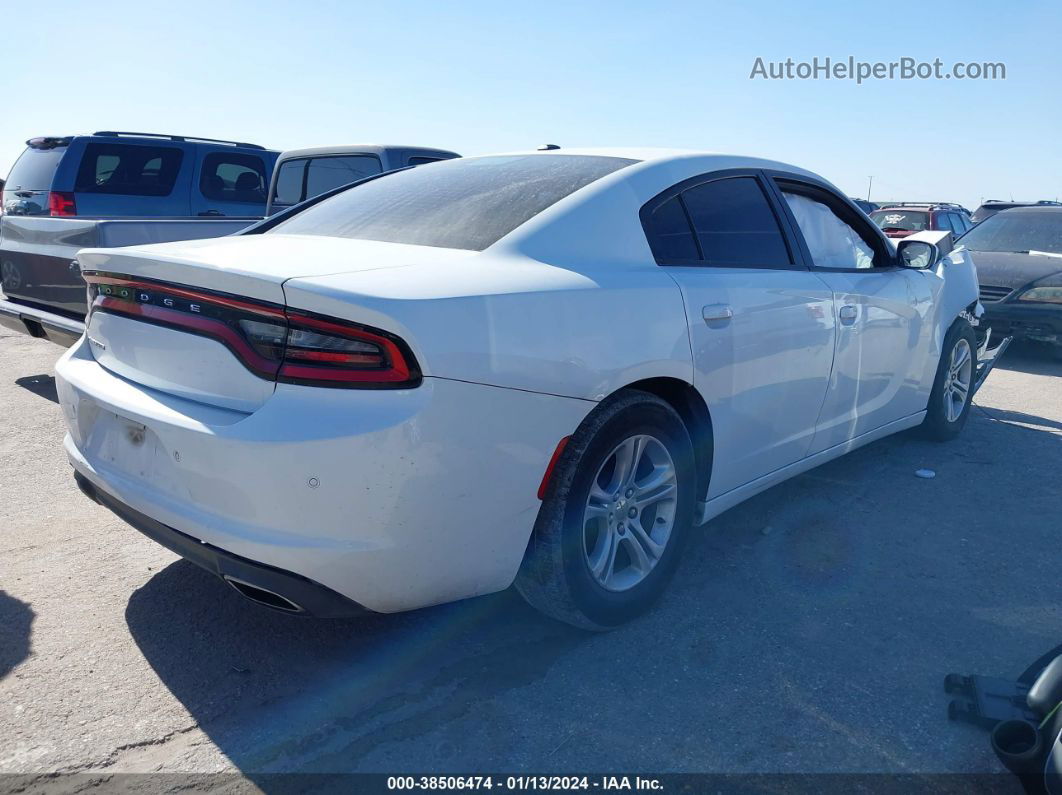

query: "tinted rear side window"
xmin=272 ymin=159 xmax=305 ymax=206
xmin=6 ymin=147 xmax=66 ymax=190
xmin=272 ymin=155 xmax=384 ymax=207
xmin=271 ymin=155 xmax=637 ymax=251
xmin=646 ymin=196 xmax=699 ymax=260
xmin=75 ymin=144 xmax=183 ymax=196
xmin=200 ymin=152 xmax=267 ymax=204
xmin=305 ymin=156 xmax=382 ymax=200
xmin=681 ymin=177 xmax=791 ymax=267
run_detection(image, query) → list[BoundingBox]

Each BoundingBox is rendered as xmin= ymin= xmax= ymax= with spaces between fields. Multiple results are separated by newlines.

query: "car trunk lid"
xmin=76 ymin=234 xmax=444 ymax=412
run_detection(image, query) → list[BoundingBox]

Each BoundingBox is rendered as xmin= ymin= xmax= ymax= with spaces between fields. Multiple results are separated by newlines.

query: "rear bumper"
xmin=0 ymin=296 xmax=84 ymax=346
xmin=74 ymin=470 xmax=367 ymax=617
xmin=982 ymin=302 xmax=1062 ymax=346
xmin=55 ymin=335 xmax=591 ymax=613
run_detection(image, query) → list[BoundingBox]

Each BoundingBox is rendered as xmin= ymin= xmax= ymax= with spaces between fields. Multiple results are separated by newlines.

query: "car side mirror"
xmin=897 ymin=239 xmax=940 ymax=270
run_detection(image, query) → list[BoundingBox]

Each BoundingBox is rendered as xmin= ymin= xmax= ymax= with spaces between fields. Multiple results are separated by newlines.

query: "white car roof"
xmin=487 ymin=149 xmax=832 ymax=266
xmin=482 ymin=147 xmax=822 ymax=177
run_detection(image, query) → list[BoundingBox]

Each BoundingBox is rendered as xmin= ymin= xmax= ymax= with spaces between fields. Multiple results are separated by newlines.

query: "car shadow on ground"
xmin=14 ymin=374 xmax=59 ymax=403
xmin=125 ymin=561 xmax=588 ymax=773
xmin=977 ymin=406 xmax=1062 ymax=433
xmin=996 ymin=341 xmax=1062 ymax=377
xmin=0 ymin=590 xmax=34 ymax=679
xmin=123 ymin=408 xmax=1062 ymax=776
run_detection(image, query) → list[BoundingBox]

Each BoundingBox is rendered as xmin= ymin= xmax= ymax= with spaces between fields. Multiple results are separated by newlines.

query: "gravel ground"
xmin=1 ymin=327 xmax=1060 ymax=780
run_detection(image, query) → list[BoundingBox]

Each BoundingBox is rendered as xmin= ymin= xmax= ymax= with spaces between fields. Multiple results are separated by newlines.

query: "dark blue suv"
xmin=2 ymin=131 xmax=279 ymax=218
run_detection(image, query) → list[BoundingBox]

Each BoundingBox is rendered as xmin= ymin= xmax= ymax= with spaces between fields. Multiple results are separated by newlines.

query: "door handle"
xmin=839 ymin=305 xmax=858 ymax=325
xmin=198 ymin=209 xmax=224 ymax=217
xmin=702 ymin=304 xmax=733 ymax=328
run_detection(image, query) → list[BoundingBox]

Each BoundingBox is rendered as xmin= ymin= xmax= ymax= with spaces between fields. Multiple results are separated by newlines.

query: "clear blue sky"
xmin=2 ymin=0 xmax=1059 ymax=210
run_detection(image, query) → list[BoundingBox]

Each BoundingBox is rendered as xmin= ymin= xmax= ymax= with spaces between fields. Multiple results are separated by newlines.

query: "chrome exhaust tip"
xmin=223 ymin=576 xmax=303 ymax=613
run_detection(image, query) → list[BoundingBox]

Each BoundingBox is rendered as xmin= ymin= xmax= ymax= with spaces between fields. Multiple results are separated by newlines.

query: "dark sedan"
xmin=960 ymin=207 xmax=1062 ymax=358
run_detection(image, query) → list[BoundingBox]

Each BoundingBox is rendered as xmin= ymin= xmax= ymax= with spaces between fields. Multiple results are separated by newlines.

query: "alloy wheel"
xmin=582 ymin=434 xmax=678 ymax=592
xmin=944 ymin=338 xmax=973 ymax=422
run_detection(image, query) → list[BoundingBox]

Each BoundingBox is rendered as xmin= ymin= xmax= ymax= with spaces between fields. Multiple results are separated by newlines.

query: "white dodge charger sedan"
xmin=55 ymin=149 xmax=985 ymax=629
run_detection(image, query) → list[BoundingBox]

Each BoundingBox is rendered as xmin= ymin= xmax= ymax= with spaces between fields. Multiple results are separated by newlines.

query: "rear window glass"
xmin=6 ymin=147 xmax=66 ymax=190
xmin=272 ymin=155 xmax=383 ymax=207
xmin=971 ymin=204 xmax=1029 ymax=222
xmin=270 ymin=154 xmax=638 ymax=251
xmin=200 ymin=152 xmax=267 ymax=204
xmin=75 ymin=143 xmax=183 ymax=196
xmin=960 ymin=211 xmax=1062 ymax=255
xmin=870 ymin=209 xmax=929 ymax=232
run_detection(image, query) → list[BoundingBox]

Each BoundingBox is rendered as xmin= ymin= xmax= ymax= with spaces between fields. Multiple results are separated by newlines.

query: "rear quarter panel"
xmin=283 ymin=253 xmax=693 ymax=401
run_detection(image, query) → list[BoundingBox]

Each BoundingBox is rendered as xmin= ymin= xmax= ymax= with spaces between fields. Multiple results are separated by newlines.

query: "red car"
xmin=869 ymin=202 xmax=974 ymax=239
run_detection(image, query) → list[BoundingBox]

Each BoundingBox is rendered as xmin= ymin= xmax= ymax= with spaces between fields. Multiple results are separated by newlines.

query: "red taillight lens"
xmin=277 ymin=312 xmax=412 ymax=386
xmin=83 ymin=274 xmax=421 ymax=389
xmin=48 ymin=191 xmax=77 ymax=216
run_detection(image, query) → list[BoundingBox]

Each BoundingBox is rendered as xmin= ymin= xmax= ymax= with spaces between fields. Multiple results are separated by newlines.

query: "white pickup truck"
xmin=0 ymin=142 xmax=459 ymax=345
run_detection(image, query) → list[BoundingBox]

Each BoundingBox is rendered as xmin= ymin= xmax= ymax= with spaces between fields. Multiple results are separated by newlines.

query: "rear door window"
xmin=5 ymin=146 xmax=66 ymax=190
xmin=680 ymin=177 xmax=792 ymax=267
xmin=199 ymin=152 xmax=267 ymax=204
xmin=75 ymin=144 xmax=183 ymax=196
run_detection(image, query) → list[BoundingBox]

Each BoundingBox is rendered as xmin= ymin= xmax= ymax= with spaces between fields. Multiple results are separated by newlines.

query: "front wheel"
xmin=515 ymin=390 xmax=697 ymax=630
xmin=922 ymin=319 xmax=977 ymax=441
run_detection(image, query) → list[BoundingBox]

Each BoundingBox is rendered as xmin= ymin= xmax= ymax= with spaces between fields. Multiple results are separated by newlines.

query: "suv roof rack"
xmin=982 ymin=200 xmax=1062 ymax=206
xmin=885 ymin=201 xmax=967 ymax=210
xmin=92 ymin=131 xmax=265 ymax=150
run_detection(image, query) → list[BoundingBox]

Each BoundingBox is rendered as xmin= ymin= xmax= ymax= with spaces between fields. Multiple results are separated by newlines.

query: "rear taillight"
xmin=48 ymin=191 xmax=77 ymax=216
xmin=82 ymin=273 xmax=420 ymax=389
xmin=278 ymin=312 xmax=412 ymax=385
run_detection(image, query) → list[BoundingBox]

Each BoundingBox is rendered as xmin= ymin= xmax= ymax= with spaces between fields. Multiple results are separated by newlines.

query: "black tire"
xmin=922 ymin=319 xmax=978 ymax=441
xmin=515 ymin=389 xmax=697 ymax=630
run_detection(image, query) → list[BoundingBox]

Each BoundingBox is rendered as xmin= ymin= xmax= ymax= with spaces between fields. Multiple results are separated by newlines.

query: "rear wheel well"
xmin=623 ymin=377 xmax=712 ymax=501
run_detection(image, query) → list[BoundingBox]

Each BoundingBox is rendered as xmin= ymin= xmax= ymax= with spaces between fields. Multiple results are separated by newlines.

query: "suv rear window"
xmin=75 ymin=143 xmax=183 ymax=196
xmin=6 ymin=147 xmax=66 ymax=190
xmin=270 ymin=155 xmax=637 ymax=251
xmin=870 ymin=209 xmax=929 ymax=232
xmin=200 ymin=152 xmax=267 ymax=204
